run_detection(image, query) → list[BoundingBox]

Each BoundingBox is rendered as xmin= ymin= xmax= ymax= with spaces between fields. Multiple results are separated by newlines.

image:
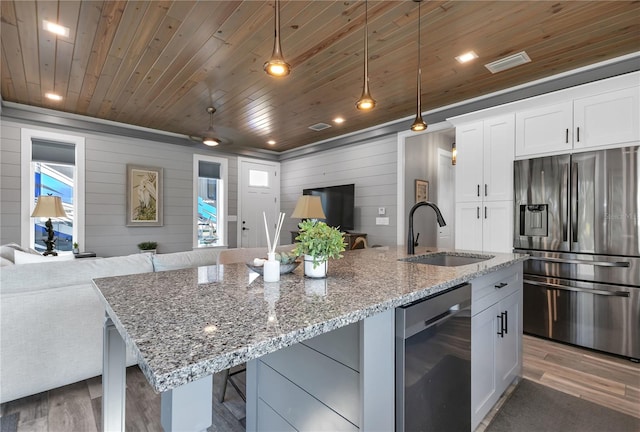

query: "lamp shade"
xmin=291 ymin=196 xmax=326 ymax=220
xmin=31 ymin=195 xmax=67 ymax=218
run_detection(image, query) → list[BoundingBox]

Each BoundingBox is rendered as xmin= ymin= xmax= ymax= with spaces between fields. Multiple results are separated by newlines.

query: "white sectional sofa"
xmin=0 ymin=247 xmax=222 ymax=404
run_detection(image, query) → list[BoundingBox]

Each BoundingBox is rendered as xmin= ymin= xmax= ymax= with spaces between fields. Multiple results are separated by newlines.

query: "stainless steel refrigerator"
xmin=514 ymin=146 xmax=639 ymax=360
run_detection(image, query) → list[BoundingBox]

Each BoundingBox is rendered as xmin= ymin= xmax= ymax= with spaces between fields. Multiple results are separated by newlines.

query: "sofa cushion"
xmin=14 ymin=249 xmax=75 ymax=264
xmin=152 ymin=248 xmax=221 ymax=272
xmin=0 ymin=243 xmax=39 ymax=263
xmin=0 ymin=253 xmax=154 ymax=295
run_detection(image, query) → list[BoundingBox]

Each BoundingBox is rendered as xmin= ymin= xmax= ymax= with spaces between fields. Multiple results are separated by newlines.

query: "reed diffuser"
xmin=263 ymin=211 xmax=286 ymax=282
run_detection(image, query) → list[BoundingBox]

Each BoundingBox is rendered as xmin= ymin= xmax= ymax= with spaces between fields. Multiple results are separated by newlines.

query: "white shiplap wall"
xmin=281 ymin=135 xmax=398 ymax=247
xmin=0 ymin=118 xmax=238 ymax=256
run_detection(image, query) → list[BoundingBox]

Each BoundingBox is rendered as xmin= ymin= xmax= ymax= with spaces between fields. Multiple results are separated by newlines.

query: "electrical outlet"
xmin=376 ymin=217 xmax=389 ymax=225
xmin=378 ymin=207 xmax=386 ymax=215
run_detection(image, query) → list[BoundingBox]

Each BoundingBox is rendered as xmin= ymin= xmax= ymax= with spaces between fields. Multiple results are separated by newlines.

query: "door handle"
xmin=484 ymin=206 xmax=487 ymax=219
xmin=502 ymin=311 xmax=508 ymax=334
xmin=242 ymin=227 xmax=250 ymax=231
xmin=524 ymin=279 xmax=630 ymax=297
xmin=562 ymin=163 xmax=569 ymax=242
xmin=565 ymin=128 xmax=569 ymax=144
xmin=496 ymin=314 xmax=504 ymax=338
xmin=484 ymin=184 xmax=488 ymax=196
xmin=528 ymin=257 xmax=630 ymax=267
xmin=477 ymin=184 xmax=480 ymax=197
xmin=495 ymin=282 xmax=508 ymax=289
xmin=576 ymin=127 xmax=580 ymax=142
xmin=571 ymin=162 xmax=578 ymax=242
xmin=476 ymin=207 xmax=480 ymax=219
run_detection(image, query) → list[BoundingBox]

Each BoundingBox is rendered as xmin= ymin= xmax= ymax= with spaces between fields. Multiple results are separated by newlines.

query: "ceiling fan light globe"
xmin=203 ymin=137 xmax=220 ymax=146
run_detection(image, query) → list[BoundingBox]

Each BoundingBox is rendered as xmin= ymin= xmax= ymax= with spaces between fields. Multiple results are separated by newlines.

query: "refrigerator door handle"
xmin=571 ymin=162 xmax=579 ymax=243
xmin=524 ymin=279 xmax=630 ymax=297
xmin=528 ymin=257 xmax=630 ymax=267
xmin=562 ymin=163 xmax=569 ymax=242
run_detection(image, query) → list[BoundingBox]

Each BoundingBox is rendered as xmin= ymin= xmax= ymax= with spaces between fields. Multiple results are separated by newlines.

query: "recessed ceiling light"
xmin=42 ymin=20 xmax=69 ymax=37
xmin=45 ymin=92 xmax=63 ymax=101
xmin=455 ymin=51 xmax=478 ymax=64
xmin=267 ymin=140 xmax=276 ymax=145
xmin=333 ymin=117 xmax=345 ymax=124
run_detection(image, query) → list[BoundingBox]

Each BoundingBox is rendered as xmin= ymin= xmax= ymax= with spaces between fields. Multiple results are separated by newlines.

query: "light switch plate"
xmin=376 ymin=217 xmax=389 ymax=225
xmin=378 ymin=207 xmax=386 ymax=215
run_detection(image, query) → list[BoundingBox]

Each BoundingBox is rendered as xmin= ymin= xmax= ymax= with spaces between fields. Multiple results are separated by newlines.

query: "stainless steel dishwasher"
xmin=396 ymin=283 xmax=472 ymax=432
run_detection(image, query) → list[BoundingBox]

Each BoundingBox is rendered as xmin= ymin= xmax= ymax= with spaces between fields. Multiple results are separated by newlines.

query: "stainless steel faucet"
xmin=407 ymin=201 xmax=447 ymax=254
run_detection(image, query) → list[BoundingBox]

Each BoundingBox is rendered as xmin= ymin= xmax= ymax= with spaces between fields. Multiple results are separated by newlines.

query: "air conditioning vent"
xmin=308 ymin=122 xmax=332 ymax=131
xmin=485 ymin=51 xmax=531 ymax=74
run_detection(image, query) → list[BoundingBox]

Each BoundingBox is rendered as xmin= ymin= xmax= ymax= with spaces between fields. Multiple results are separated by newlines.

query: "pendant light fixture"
xmin=202 ymin=107 xmax=220 ymax=146
xmin=452 ymin=142 xmax=457 ymax=165
xmin=264 ymin=0 xmax=291 ymax=77
xmin=410 ymin=0 xmax=427 ymax=132
xmin=355 ymin=0 xmax=375 ymax=111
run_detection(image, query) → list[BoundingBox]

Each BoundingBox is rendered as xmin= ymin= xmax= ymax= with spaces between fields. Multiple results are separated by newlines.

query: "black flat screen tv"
xmin=303 ymin=184 xmax=355 ymax=231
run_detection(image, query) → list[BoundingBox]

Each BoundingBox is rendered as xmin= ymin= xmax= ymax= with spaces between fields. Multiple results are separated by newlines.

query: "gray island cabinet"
xmin=93 ymin=247 xmax=526 ymax=432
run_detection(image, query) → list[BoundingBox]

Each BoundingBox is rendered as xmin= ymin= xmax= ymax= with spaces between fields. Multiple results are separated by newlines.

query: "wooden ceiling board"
xmin=1 ymin=0 xmax=638 ymax=152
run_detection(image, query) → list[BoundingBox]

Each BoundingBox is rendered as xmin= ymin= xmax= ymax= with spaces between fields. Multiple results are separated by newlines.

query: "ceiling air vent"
xmin=308 ymin=122 xmax=332 ymax=132
xmin=485 ymin=51 xmax=531 ymax=74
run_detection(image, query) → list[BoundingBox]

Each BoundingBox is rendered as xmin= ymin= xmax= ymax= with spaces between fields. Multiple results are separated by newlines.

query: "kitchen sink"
xmin=400 ymin=253 xmax=494 ymax=267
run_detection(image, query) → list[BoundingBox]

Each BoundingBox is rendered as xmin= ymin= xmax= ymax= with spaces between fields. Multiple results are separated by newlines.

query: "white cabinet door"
xmin=573 ymin=86 xmax=640 ymax=150
xmin=496 ymin=290 xmax=521 ymax=392
xmin=483 ymin=115 xmax=515 ymax=202
xmin=471 ymin=302 xmax=499 ymax=429
xmin=515 ymin=101 xmax=573 ymax=157
xmin=455 ymin=122 xmax=484 ymax=202
xmin=455 ymin=202 xmax=482 ymax=251
xmin=482 ymin=201 xmax=513 ymax=253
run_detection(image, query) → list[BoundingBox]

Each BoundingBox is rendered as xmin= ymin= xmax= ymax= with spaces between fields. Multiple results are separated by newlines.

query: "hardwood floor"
xmin=1 ymin=336 xmax=638 ymax=431
xmin=476 ymin=335 xmax=640 ymax=432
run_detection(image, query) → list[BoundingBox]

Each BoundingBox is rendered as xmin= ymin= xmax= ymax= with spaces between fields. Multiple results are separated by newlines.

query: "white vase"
xmin=304 ymin=254 xmax=328 ymax=278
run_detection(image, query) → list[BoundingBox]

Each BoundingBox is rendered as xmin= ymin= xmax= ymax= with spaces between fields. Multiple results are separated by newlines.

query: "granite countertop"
xmin=93 ymin=247 xmax=527 ymax=393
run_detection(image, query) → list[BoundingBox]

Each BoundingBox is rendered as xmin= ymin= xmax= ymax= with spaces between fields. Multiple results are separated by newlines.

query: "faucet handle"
xmin=413 ymin=232 xmax=420 ymax=247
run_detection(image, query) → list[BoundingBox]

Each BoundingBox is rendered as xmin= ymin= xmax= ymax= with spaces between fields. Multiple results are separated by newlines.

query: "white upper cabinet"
xmin=483 ymin=116 xmax=516 ymax=202
xmin=515 ymin=101 xmax=573 ymax=156
xmin=455 ymin=114 xmax=515 ymax=203
xmin=573 ymin=86 xmax=640 ymax=150
xmin=515 ymin=74 xmax=640 ymax=158
xmin=455 ymin=121 xmax=484 ymax=202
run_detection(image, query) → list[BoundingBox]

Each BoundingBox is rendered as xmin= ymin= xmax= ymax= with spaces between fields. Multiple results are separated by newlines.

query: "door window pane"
xmin=33 ymin=162 xmax=74 ymax=252
xmin=249 ymin=169 xmax=269 ymax=187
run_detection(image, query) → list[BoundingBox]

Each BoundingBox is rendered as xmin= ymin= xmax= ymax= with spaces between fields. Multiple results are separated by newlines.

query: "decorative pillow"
xmin=13 ymin=249 xmax=75 ymax=265
xmin=0 ymin=243 xmax=39 ymax=263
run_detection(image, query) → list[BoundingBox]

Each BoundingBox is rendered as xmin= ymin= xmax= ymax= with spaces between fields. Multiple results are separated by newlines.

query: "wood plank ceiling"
xmin=1 ymin=1 xmax=639 ymax=152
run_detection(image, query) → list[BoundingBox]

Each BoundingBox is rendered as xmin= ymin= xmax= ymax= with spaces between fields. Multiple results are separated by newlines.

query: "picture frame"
xmin=415 ymin=179 xmax=429 ymax=203
xmin=126 ymin=164 xmax=163 ymax=226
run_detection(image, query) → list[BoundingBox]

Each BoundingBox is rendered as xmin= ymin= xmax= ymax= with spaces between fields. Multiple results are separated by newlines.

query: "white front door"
xmin=437 ymin=148 xmax=455 ymax=249
xmin=239 ymin=159 xmax=280 ymax=248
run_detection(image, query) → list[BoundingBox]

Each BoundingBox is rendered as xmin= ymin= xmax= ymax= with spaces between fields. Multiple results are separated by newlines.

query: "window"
xmin=194 ymin=155 xmax=228 ymax=247
xmin=21 ymin=129 xmax=85 ymax=252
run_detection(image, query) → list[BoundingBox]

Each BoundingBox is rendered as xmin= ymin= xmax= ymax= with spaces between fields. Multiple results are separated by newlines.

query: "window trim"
xmin=20 ymin=128 xmax=85 ymax=250
xmin=193 ymin=154 xmax=228 ymax=248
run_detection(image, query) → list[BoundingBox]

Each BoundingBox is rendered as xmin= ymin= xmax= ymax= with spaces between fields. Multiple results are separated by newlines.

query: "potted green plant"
xmin=293 ymin=220 xmax=346 ymax=278
xmin=72 ymin=242 xmax=79 ymax=254
xmin=137 ymin=241 xmax=158 ymax=254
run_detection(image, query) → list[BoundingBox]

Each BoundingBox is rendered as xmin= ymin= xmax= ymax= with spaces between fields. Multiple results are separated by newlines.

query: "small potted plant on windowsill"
xmin=72 ymin=242 xmax=79 ymax=254
xmin=293 ymin=220 xmax=346 ymax=278
xmin=137 ymin=241 xmax=158 ymax=254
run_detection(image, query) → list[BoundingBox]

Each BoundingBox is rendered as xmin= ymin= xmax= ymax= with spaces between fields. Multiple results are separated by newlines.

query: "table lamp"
xmin=291 ymin=195 xmax=326 ymax=221
xmin=31 ymin=195 xmax=68 ymax=256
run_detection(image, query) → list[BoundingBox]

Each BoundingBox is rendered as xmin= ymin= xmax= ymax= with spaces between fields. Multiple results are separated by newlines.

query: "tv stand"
xmin=290 ymin=231 xmax=368 ymax=250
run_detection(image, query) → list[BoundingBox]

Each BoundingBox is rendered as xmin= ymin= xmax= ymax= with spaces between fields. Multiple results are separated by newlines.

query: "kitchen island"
xmin=93 ymin=246 xmax=527 ymax=431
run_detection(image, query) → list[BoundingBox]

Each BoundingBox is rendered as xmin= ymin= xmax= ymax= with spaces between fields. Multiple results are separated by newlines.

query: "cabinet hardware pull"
xmin=495 ymin=282 xmax=508 ymax=289
xmin=477 ymin=207 xmax=480 ymax=219
xmin=577 ymin=127 xmax=580 ymax=142
xmin=485 ymin=184 xmax=487 ymax=196
xmin=565 ymin=128 xmax=569 ymax=143
xmin=497 ymin=315 xmax=504 ymax=338
xmin=503 ymin=310 xmax=508 ymax=334
xmin=484 ymin=206 xmax=487 ymax=219
xmin=477 ymin=184 xmax=480 ymax=197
